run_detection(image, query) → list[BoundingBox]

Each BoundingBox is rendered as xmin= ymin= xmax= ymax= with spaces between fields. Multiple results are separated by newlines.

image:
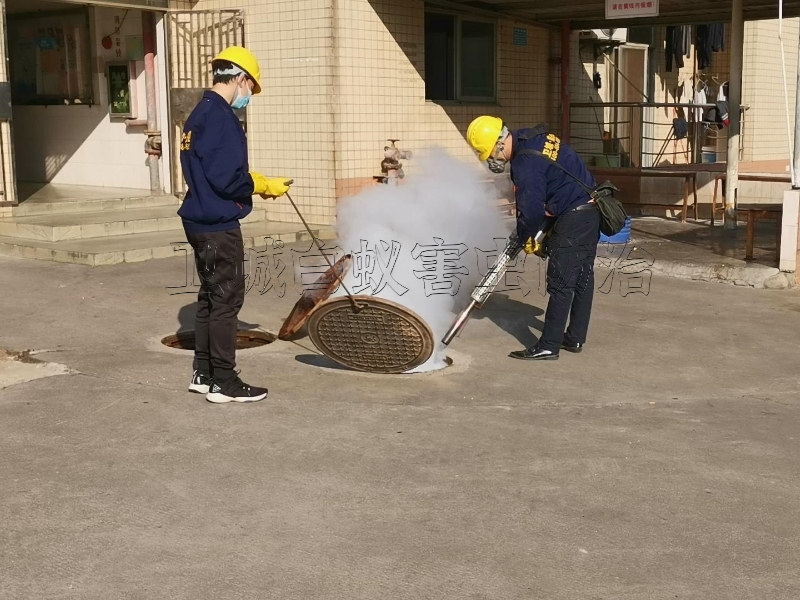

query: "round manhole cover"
xmin=306 ymin=296 xmax=434 ymax=374
xmin=161 ymin=330 xmax=276 ymax=350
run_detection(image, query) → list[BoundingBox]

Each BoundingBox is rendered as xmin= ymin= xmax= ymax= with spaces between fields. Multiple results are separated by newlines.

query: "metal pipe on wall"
xmin=143 ymin=10 xmax=162 ymax=193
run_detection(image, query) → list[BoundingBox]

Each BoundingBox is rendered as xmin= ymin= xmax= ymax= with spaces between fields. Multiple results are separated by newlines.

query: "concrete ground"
xmin=1 ymin=240 xmax=800 ymax=600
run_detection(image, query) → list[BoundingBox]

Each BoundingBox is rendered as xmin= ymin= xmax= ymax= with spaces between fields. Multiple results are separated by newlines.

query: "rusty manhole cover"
xmin=306 ymin=296 xmax=434 ymax=374
xmin=161 ymin=330 xmax=276 ymax=350
xmin=279 ymin=254 xmax=353 ymax=340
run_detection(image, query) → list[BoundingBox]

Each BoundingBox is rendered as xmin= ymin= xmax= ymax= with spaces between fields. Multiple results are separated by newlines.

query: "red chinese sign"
xmin=605 ymin=0 xmax=659 ymax=19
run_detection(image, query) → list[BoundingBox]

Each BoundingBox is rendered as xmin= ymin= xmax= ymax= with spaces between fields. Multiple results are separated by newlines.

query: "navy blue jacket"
xmin=510 ymin=126 xmax=596 ymax=241
xmin=178 ymin=91 xmax=254 ymax=233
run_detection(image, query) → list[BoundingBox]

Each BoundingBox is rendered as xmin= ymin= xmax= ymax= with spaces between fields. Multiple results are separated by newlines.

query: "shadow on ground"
xmin=630 ymin=217 xmax=781 ymax=266
xmin=469 ymin=293 xmax=544 ymax=349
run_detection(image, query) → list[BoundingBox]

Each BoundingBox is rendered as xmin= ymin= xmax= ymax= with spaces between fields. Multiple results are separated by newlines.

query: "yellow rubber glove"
xmin=263 ymin=177 xmax=292 ymax=198
xmin=523 ymin=237 xmax=541 ymax=255
xmin=250 ymin=172 xmax=292 ymax=198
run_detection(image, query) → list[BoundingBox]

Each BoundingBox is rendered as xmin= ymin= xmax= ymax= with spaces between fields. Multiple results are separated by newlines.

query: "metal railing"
xmin=569 ymin=102 xmax=748 ymax=169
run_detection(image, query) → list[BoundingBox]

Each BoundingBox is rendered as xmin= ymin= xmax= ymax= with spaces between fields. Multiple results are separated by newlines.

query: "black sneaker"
xmin=188 ymin=370 xmax=213 ymax=394
xmin=561 ymin=341 xmax=584 ymax=353
xmin=508 ymin=347 xmax=559 ymax=360
xmin=206 ymin=376 xmax=268 ymax=404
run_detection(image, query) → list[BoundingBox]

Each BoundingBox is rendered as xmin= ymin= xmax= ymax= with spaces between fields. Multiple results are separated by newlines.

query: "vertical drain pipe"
xmin=143 ymin=11 xmax=162 ymax=192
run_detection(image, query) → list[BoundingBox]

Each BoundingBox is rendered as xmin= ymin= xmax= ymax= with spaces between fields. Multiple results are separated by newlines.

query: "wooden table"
xmin=712 ymin=173 xmax=792 ymax=225
xmin=735 ymin=203 xmax=783 ymax=262
xmin=590 ymin=167 xmax=698 ymax=223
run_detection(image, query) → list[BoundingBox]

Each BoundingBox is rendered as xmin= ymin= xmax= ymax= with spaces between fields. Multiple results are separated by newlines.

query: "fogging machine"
xmin=441 ymin=229 xmax=527 ymax=345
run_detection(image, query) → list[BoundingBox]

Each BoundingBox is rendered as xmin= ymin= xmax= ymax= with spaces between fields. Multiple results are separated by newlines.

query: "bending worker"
xmin=178 ymin=46 xmax=292 ymax=402
xmin=466 ymin=116 xmax=600 ymax=361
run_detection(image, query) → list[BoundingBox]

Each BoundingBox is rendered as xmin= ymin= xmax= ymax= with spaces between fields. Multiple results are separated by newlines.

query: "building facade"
xmin=0 ymin=1 xmax=796 ymax=221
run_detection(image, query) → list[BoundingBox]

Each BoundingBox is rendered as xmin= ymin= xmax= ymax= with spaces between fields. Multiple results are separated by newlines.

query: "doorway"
xmin=1 ymin=0 xmax=170 ymax=204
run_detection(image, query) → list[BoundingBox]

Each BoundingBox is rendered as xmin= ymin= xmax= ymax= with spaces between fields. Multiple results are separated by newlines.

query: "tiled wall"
xmin=172 ymin=0 xmax=338 ymax=225
xmin=166 ymin=1 xmax=799 ymax=220
xmin=742 ymin=19 xmax=799 ymax=165
xmin=332 ymin=1 xmax=552 ymax=210
xmin=249 ymin=0 xmax=337 ymax=225
xmin=169 ymin=0 xmax=553 ymax=225
xmin=11 ymin=7 xmax=153 ymax=189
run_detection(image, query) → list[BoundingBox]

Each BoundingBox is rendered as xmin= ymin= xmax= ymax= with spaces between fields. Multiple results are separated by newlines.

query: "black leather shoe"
xmin=561 ymin=342 xmax=583 ymax=353
xmin=509 ymin=347 xmax=559 ymax=360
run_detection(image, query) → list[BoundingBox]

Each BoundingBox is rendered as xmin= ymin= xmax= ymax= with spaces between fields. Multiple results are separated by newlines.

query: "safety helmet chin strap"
xmin=486 ymin=126 xmax=510 ymax=174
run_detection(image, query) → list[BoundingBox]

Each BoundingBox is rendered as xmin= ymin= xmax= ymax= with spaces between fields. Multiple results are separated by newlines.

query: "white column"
xmin=155 ymin=13 xmax=172 ymax=195
xmin=725 ymin=0 xmax=745 ymax=229
xmin=781 ymin=190 xmax=799 ymax=272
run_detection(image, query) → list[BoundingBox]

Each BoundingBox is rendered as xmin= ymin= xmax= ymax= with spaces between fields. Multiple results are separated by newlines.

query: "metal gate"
xmin=0 ymin=0 xmax=17 ymax=205
xmin=167 ymin=10 xmax=244 ymax=196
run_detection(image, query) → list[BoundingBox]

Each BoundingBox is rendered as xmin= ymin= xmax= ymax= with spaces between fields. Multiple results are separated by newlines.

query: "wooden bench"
xmin=590 ymin=167 xmax=699 ymax=223
xmin=711 ymin=173 xmax=792 ymax=225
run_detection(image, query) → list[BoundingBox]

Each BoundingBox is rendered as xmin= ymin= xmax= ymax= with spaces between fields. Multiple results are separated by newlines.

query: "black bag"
xmin=592 ymin=182 xmax=627 ymax=236
xmin=517 ymin=148 xmax=628 ymax=237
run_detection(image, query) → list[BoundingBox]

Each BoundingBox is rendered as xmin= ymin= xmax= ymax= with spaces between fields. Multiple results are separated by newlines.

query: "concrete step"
xmin=11 ymin=194 xmax=178 ymax=217
xmin=0 ymin=221 xmax=337 ymax=267
xmin=0 ymin=205 xmax=267 ymax=242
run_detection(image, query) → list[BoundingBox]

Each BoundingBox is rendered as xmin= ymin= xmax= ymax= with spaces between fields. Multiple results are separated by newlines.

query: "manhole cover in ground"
xmin=161 ymin=330 xmax=276 ymax=350
xmin=306 ymin=296 xmax=434 ymax=374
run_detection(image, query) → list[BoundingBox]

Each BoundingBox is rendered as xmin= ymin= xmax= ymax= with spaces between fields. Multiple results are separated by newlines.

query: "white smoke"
xmin=333 ymin=149 xmax=510 ymax=372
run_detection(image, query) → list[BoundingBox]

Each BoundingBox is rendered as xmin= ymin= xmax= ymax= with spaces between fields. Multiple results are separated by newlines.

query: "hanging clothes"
xmin=666 ymin=26 xmax=687 ymax=71
xmin=693 ymin=83 xmax=707 ymax=123
xmin=717 ymin=81 xmax=728 ymax=102
xmin=718 ymin=81 xmax=729 ymax=101
xmin=682 ymin=26 xmax=692 ymax=58
xmin=710 ymin=23 xmax=725 ymax=52
xmin=717 ymin=101 xmax=730 ymax=127
xmin=696 ymin=24 xmax=725 ymax=70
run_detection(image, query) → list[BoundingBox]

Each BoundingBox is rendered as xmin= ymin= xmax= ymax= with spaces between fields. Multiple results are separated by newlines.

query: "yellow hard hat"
xmin=467 ymin=115 xmax=504 ymax=161
xmin=212 ymin=46 xmax=262 ymax=94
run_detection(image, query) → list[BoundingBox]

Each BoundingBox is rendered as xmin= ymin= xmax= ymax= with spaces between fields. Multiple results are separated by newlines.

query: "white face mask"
xmin=231 ymin=77 xmax=252 ymax=110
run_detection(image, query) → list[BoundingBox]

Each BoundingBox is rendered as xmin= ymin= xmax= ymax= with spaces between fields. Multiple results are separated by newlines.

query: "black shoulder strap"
xmin=516 ymin=148 xmax=595 ymax=195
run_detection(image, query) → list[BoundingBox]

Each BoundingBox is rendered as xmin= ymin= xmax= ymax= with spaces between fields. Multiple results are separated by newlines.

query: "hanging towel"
xmin=718 ymin=82 xmax=728 ymax=101
xmin=693 ymin=87 xmax=707 ymax=122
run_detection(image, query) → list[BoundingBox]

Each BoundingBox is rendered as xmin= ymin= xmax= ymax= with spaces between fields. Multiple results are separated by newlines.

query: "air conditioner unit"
xmin=580 ymin=28 xmax=628 ymax=43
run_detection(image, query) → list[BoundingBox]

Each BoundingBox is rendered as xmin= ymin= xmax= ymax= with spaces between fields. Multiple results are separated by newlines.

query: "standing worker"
xmin=179 ymin=46 xmax=292 ymax=402
xmin=466 ymin=116 xmax=600 ymax=361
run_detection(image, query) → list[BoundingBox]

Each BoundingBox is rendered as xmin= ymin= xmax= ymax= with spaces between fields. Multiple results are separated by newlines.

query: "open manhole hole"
xmin=161 ymin=330 xmax=276 ymax=350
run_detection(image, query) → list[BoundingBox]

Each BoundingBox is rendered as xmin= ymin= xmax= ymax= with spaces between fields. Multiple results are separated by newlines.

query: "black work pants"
xmin=185 ymin=228 xmax=245 ymax=384
xmin=537 ymin=206 xmax=600 ymax=353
